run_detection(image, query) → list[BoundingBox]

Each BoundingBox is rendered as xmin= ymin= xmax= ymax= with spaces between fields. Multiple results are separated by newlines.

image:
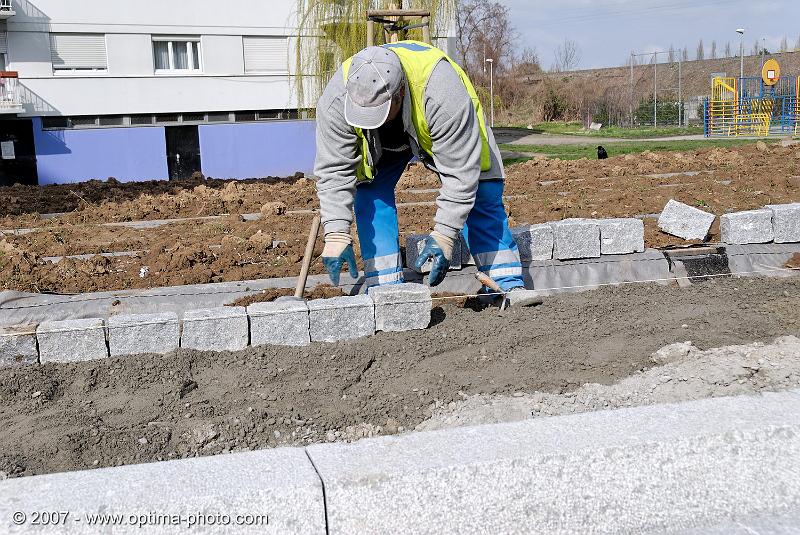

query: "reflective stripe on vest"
xmin=342 ymin=40 xmax=492 ymax=183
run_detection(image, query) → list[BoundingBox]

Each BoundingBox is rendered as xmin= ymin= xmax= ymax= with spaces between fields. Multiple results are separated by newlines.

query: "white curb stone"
xmin=308 ymin=295 xmax=375 ymax=343
xmin=598 ymin=218 xmax=645 ymax=255
xmin=107 ymin=312 xmax=180 ymax=357
xmin=307 ymin=390 xmax=800 ymax=535
xmin=0 ymin=447 xmax=326 ymax=534
xmin=720 ymin=209 xmax=775 ymax=244
xmin=512 ymin=224 xmax=554 ymax=260
xmin=657 ymin=199 xmax=715 ymax=240
xmin=368 ymin=283 xmax=431 ymax=332
xmin=0 ymin=324 xmax=38 ymax=367
xmin=181 ymin=307 xmax=249 ymax=352
xmin=766 ymin=203 xmax=800 ymax=243
xmin=37 ymin=318 xmax=108 ymax=363
xmin=248 ymin=300 xmax=310 ymax=347
xmin=406 ymin=234 xmax=462 ymax=272
xmin=551 ymin=219 xmax=601 ymax=260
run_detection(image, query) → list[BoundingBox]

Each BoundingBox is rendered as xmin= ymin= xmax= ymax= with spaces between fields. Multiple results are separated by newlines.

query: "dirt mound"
xmin=227 ymin=285 xmax=344 ymax=307
xmin=0 ymin=276 xmax=797 ymax=478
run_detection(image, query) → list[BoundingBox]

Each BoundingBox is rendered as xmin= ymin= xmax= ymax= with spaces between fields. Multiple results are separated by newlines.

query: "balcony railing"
xmin=0 ymin=0 xmax=15 ymax=19
xmin=0 ymin=72 xmax=22 ymax=113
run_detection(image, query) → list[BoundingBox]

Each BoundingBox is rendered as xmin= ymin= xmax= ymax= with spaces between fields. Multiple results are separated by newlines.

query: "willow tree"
xmin=294 ymin=0 xmax=455 ymax=112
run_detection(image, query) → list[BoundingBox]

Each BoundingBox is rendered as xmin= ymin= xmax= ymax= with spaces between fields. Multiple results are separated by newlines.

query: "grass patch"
xmin=500 ymin=139 xmax=761 ymax=161
xmin=504 ymin=121 xmax=705 ymax=139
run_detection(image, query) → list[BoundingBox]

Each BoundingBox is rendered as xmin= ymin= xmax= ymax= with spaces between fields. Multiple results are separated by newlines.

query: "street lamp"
xmin=736 ymin=28 xmax=745 ymax=79
xmin=485 ymin=58 xmax=494 ymax=127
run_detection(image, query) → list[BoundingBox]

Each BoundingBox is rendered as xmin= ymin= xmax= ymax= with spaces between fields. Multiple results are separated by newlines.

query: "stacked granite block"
xmin=181 ymin=307 xmax=249 ymax=352
xmin=511 ymin=224 xmax=554 ymax=261
xmin=551 ymin=219 xmax=601 ymax=260
xmin=0 ymin=324 xmax=39 ymax=367
xmin=368 ymin=283 xmax=432 ymax=332
xmin=657 ymin=199 xmax=715 ymax=240
xmin=308 ymin=295 xmax=375 ymax=343
xmin=37 ymin=318 xmax=108 ymax=363
xmin=720 ymin=209 xmax=774 ymax=245
xmin=107 ymin=312 xmax=180 ymax=357
xmin=766 ymin=203 xmax=800 ymax=243
xmin=248 ymin=299 xmax=310 ymax=347
xmin=598 ymin=218 xmax=645 ymax=255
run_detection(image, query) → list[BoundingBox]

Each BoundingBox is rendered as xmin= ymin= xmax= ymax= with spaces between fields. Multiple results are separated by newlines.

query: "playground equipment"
xmin=705 ymin=59 xmax=800 ymax=137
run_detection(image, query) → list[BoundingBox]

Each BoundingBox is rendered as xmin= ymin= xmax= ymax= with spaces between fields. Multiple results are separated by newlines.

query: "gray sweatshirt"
xmin=314 ymin=58 xmax=505 ymax=241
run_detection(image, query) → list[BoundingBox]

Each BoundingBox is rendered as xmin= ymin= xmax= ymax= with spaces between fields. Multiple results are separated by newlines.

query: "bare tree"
xmin=695 ymin=39 xmax=704 ymax=60
xmin=668 ymin=44 xmax=676 ymax=63
xmin=710 ymin=40 xmax=717 ymax=59
xmin=455 ymin=0 xmax=517 ymax=81
xmin=682 ymin=46 xmax=689 ymax=61
xmin=780 ymin=36 xmax=789 ymax=53
xmin=796 ymin=35 xmax=800 ymax=52
xmin=552 ymin=38 xmax=582 ymax=72
xmin=724 ymin=41 xmax=732 ymax=57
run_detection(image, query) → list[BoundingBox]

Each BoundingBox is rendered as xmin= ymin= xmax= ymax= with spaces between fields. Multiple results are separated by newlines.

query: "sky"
xmin=501 ymin=0 xmax=800 ymax=70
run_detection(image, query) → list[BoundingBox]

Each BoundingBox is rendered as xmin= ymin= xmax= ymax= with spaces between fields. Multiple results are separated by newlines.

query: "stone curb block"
xmin=405 ymin=234 xmax=462 ymax=272
xmin=181 ymin=307 xmax=249 ymax=352
xmin=308 ymin=295 xmax=375 ymax=343
xmin=307 ymin=390 xmax=800 ymax=535
xmin=511 ymin=224 xmax=554 ymax=261
xmin=368 ymin=283 xmax=432 ymax=332
xmin=598 ymin=218 xmax=645 ymax=255
xmin=766 ymin=203 xmax=800 ymax=243
xmin=248 ymin=300 xmax=311 ymax=347
xmin=0 ymin=324 xmax=38 ymax=367
xmin=36 ymin=318 xmax=108 ymax=363
xmin=0 ymin=447 xmax=326 ymax=534
xmin=720 ymin=209 xmax=774 ymax=245
xmin=551 ymin=218 xmax=601 ymax=260
xmin=657 ymin=199 xmax=715 ymax=240
xmin=107 ymin=312 xmax=180 ymax=357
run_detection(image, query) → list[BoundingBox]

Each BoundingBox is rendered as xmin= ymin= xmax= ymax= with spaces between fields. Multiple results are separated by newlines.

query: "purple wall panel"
xmin=198 ymin=120 xmax=316 ymax=178
xmin=32 ymin=118 xmax=169 ymax=185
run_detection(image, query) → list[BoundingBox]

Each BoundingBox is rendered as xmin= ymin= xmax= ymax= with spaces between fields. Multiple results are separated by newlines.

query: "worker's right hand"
xmin=322 ymin=232 xmax=359 ymax=286
xmin=414 ymin=231 xmax=454 ymax=287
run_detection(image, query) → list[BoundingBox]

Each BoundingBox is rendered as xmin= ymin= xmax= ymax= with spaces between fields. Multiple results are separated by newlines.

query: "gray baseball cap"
xmin=344 ymin=46 xmax=405 ymax=129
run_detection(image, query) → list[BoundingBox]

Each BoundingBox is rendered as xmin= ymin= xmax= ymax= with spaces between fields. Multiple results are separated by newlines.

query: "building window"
xmin=50 ymin=33 xmax=108 ymax=72
xmin=153 ymin=38 xmax=202 ymax=73
xmin=243 ymin=36 xmax=289 ymax=74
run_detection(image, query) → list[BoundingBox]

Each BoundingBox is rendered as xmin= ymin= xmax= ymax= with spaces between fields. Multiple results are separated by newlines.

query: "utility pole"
xmin=630 ymin=52 xmax=634 ymax=126
xmin=486 ymin=58 xmax=494 ymax=127
xmin=653 ymin=52 xmax=658 ymax=128
xmin=678 ymin=56 xmax=682 ymax=127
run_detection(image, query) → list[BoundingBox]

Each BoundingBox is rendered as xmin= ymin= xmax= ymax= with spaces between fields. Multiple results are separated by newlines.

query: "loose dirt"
xmin=1 ymin=142 xmax=798 ymax=294
xmin=1 ymin=276 xmax=798 ymax=478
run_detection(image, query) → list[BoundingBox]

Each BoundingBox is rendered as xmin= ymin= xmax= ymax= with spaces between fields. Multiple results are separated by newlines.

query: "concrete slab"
xmin=657 ymin=199 xmax=716 ymax=240
xmin=0 ymin=447 xmax=326 ymax=534
xmin=511 ymin=224 xmax=554 ymax=261
xmin=550 ymin=218 xmax=601 ymax=260
xmin=368 ymin=283 xmax=431 ymax=332
xmin=598 ymin=218 xmax=645 ymax=255
xmin=181 ymin=307 xmax=249 ymax=352
xmin=0 ymin=324 xmax=38 ymax=367
xmin=720 ymin=209 xmax=774 ymax=244
xmin=308 ymin=390 xmax=800 ymax=535
xmin=107 ymin=312 xmax=180 ymax=357
xmin=767 ymin=203 xmax=800 ymax=243
xmin=37 ymin=318 xmax=107 ymax=363
xmin=248 ymin=300 xmax=310 ymax=347
xmin=308 ymin=295 xmax=375 ymax=343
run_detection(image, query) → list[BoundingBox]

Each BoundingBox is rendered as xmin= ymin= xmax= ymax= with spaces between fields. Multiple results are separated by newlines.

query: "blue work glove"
xmin=414 ymin=231 xmax=455 ymax=287
xmin=322 ymin=232 xmax=359 ymax=286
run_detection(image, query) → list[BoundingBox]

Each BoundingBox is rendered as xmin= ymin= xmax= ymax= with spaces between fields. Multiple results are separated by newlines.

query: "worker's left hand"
xmin=414 ymin=231 xmax=454 ymax=287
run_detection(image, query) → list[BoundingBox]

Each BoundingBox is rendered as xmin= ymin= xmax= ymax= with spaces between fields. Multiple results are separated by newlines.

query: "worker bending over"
xmin=314 ymin=40 xmax=538 ymax=307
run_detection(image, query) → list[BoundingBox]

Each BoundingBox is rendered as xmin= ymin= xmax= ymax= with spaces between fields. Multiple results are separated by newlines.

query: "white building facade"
xmin=0 ymin=1 xmax=455 ymax=185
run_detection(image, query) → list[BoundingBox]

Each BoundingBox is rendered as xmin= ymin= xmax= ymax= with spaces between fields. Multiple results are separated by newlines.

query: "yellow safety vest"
xmin=342 ymin=40 xmax=492 ymax=182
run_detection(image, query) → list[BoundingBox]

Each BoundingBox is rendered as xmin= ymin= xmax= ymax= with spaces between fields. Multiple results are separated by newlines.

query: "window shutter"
xmin=0 ymin=32 xmax=7 ymax=55
xmin=243 ymin=37 xmax=288 ymax=73
xmin=50 ymin=34 xmax=107 ymax=69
